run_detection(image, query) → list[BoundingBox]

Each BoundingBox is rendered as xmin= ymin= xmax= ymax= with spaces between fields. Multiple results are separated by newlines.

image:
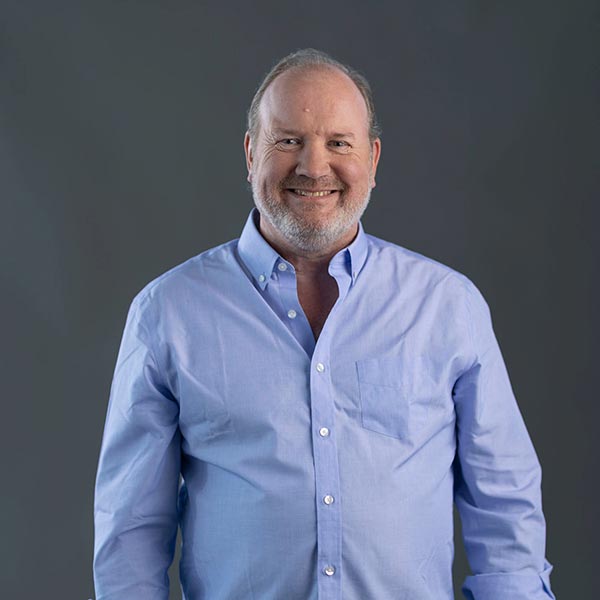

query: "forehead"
xmin=259 ymin=66 xmax=369 ymax=135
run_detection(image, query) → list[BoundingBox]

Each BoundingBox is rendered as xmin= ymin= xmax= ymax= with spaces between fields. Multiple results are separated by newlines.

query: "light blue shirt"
xmin=94 ymin=209 xmax=555 ymax=599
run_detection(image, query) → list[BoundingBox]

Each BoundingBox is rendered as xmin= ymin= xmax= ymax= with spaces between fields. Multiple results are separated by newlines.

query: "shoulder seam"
xmin=132 ymin=239 xmax=239 ymax=306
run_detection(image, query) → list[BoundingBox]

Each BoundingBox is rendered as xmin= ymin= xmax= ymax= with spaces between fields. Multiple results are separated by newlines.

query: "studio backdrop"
xmin=1 ymin=2 xmax=598 ymax=598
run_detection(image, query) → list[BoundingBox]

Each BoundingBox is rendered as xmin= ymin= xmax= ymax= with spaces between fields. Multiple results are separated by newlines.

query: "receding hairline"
xmin=257 ymin=64 xmax=370 ymax=128
xmin=247 ymin=49 xmax=382 ymax=143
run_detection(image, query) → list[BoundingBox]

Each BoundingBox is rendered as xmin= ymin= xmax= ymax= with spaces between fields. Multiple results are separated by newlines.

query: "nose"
xmin=295 ymin=141 xmax=331 ymax=180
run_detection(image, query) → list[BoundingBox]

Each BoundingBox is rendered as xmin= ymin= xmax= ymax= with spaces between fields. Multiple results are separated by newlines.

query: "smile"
xmin=290 ymin=189 xmax=337 ymax=197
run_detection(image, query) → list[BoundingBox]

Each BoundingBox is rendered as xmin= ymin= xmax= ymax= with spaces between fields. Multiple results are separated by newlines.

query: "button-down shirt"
xmin=94 ymin=209 xmax=555 ymax=599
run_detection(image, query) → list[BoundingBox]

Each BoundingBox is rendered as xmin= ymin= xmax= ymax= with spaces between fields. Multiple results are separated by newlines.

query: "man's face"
xmin=244 ymin=66 xmax=381 ymax=255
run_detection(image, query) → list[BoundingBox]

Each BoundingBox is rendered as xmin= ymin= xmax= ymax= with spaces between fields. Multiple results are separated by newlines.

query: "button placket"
xmin=310 ymin=335 xmax=342 ymax=598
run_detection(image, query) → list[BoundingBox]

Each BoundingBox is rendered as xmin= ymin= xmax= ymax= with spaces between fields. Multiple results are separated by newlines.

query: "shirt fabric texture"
xmin=94 ymin=209 xmax=555 ymax=600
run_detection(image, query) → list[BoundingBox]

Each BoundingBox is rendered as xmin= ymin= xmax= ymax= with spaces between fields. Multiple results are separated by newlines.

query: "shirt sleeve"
xmin=452 ymin=280 xmax=556 ymax=600
xmin=93 ymin=296 xmax=181 ymax=600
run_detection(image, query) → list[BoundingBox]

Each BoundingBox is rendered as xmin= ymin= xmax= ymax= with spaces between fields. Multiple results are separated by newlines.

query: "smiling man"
xmin=94 ymin=49 xmax=556 ymax=600
xmin=246 ymin=65 xmax=379 ymax=257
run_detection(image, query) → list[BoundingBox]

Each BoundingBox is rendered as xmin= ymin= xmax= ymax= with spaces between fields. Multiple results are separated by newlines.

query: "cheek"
xmin=338 ymin=161 xmax=371 ymax=188
xmin=260 ymin=158 xmax=294 ymax=186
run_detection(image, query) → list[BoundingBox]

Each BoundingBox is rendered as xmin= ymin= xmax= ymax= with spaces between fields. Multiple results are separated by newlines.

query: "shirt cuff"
xmin=462 ymin=560 xmax=555 ymax=600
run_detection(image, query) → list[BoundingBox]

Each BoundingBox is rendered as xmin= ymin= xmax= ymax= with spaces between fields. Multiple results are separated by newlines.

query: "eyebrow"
xmin=272 ymin=128 xmax=356 ymax=139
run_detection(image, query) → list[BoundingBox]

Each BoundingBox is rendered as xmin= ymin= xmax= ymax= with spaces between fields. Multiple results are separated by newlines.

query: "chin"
xmin=253 ymin=186 xmax=368 ymax=251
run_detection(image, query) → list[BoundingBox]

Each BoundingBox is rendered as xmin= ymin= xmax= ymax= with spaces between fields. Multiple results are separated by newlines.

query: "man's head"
xmin=244 ymin=49 xmax=382 ymax=257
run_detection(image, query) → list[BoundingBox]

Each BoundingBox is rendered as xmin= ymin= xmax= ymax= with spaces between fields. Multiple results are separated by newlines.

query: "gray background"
xmin=1 ymin=1 xmax=598 ymax=598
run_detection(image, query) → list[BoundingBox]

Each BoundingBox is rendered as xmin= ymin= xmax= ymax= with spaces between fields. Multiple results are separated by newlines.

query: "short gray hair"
xmin=247 ymin=48 xmax=382 ymax=143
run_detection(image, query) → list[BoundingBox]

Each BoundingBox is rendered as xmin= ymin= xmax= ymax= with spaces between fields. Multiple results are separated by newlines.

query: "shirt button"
xmin=258 ymin=274 xmax=265 ymax=282
xmin=323 ymin=565 xmax=336 ymax=576
xmin=316 ymin=362 xmax=325 ymax=373
xmin=278 ymin=263 xmax=288 ymax=271
xmin=319 ymin=427 xmax=330 ymax=437
xmin=287 ymin=309 xmax=297 ymax=319
xmin=323 ymin=495 xmax=335 ymax=505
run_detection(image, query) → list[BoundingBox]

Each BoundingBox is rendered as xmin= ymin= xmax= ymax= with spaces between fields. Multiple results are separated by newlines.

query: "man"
xmin=94 ymin=49 xmax=555 ymax=599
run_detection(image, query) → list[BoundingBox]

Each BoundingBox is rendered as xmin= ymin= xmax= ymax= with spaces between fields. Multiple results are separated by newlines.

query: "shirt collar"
xmin=237 ymin=208 xmax=369 ymax=290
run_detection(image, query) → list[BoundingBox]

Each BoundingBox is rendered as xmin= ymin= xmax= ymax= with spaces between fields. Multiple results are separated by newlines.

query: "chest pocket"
xmin=356 ymin=354 xmax=436 ymax=441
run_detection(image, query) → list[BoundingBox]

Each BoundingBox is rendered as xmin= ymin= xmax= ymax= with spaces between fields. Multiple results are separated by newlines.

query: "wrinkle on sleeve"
xmin=453 ymin=280 xmax=556 ymax=599
xmin=93 ymin=295 xmax=181 ymax=600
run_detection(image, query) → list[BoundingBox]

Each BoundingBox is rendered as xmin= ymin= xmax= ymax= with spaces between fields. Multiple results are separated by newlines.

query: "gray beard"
xmin=252 ymin=185 xmax=371 ymax=254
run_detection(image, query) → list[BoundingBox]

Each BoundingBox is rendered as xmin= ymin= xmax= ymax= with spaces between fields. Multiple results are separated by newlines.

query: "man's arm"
xmin=94 ymin=296 xmax=180 ymax=600
xmin=452 ymin=280 xmax=555 ymax=600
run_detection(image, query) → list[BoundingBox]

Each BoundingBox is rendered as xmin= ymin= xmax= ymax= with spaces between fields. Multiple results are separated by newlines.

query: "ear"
xmin=244 ymin=131 xmax=253 ymax=183
xmin=369 ymin=137 xmax=382 ymax=188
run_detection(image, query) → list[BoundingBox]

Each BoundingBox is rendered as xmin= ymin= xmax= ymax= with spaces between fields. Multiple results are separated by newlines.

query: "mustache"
xmin=279 ymin=176 xmax=345 ymax=191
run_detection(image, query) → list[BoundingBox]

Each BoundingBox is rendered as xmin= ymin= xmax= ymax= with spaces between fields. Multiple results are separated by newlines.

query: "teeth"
xmin=293 ymin=190 xmax=334 ymax=197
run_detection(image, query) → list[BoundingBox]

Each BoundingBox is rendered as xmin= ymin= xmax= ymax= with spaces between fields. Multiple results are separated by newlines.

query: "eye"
xmin=276 ymin=138 xmax=301 ymax=147
xmin=329 ymin=140 xmax=351 ymax=149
